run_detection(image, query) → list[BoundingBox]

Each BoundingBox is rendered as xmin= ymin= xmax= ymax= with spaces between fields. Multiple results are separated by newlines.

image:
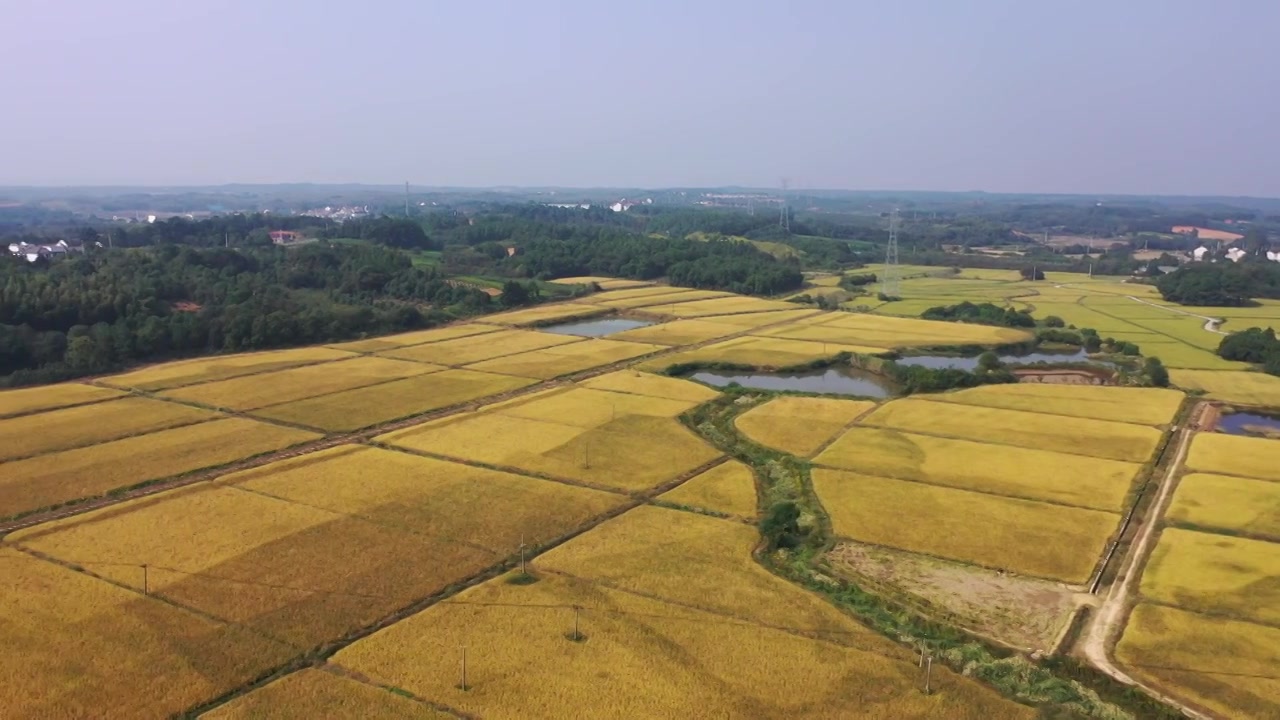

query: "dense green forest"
xmin=0 ymin=244 xmax=503 ymax=386
xmin=921 ymin=302 xmax=1036 ymax=328
xmin=1157 ymin=262 xmax=1280 ymax=306
xmin=0 ymin=209 xmax=814 ymax=386
xmin=1217 ymin=327 xmax=1280 ymax=375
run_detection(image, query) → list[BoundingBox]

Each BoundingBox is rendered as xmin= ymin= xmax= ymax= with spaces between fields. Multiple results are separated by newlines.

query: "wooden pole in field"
xmin=924 ymin=656 xmax=932 ymax=695
xmin=519 ymin=534 xmax=526 ymax=575
xmin=459 ymin=645 xmax=468 ymax=690
xmin=142 ymin=564 xmax=149 ymax=595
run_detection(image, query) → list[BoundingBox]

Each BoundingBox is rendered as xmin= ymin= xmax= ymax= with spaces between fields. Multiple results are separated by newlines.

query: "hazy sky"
xmin=4 ymin=0 xmax=1277 ymax=195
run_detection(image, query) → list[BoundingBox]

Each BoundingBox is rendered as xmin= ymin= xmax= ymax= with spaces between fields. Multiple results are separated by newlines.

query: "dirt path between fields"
xmin=1079 ymin=402 xmax=1215 ymax=720
xmin=1124 ymin=296 xmax=1227 ymax=335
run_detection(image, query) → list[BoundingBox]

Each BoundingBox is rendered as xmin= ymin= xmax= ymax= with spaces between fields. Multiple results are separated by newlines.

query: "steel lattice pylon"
xmin=881 ymin=209 xmax=900 ymax=298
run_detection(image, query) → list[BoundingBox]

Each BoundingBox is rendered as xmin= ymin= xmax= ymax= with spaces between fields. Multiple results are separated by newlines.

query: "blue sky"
xmin=3 ymin=0 xmax=1276 ymax=195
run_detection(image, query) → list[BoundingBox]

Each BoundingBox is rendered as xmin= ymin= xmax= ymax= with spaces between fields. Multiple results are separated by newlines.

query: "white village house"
xmin=6 ymin=239 xmax=82 ymax=262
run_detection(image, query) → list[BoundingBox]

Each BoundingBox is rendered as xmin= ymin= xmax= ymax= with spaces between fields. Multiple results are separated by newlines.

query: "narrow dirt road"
xmin=1125 ymin=296 xmax=1227 ymax=335
xmin=1079 ymin=403 xmax=1214 ymax=720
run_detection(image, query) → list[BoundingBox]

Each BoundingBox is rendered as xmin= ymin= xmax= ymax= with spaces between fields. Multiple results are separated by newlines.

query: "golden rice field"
xmin=463 ymin=338 xmax=663 ymax=379
xmin=100 ymin=346 xmax=357 ymax=391
xmin=574 ymin=284 xmax=695 ymax=303
xmin=379 ymin=409 xmax=720 ymax=492
xmin=488 ymin=386 xmax=702 ymax=428
xmin=327 ymin=323 xmax=501 ymax=353
xmin=610 ymin=318 xmax=751 ymax=345
xmin=478 ymin=302 xmax=611 ymax=327
xmin=593 ymin=289 xmax=733 ymax=310
xmin=0 ymin=418 xmax=320 ymax=518
xmin=814 ymin=427 xmax=1140 ymax=512
xmin=0 ymin=396 xmax=216 ymax=462
xmin=550 ymin=275 xmax=653 ymax=289
xmin=579 ymin=369 xmax=719 ymax=403
xmin=0 ymin=381 xmax=124 ymax=418
xmin=1138 ymin=528 xmax=1280 ymax=626
xmin=0 ymin=548 xmax=294 ymax=720
xmin=1185 ymin=432 xmax=1280 ymax=481
xmin=1170 ymin=368 xmax=1280 ymax=407
xmin=201 ymin=669 xmax=451 ymax=719
xmin=812 ymin=469 xmax=1118 ymax=583
xmin=637 ymin=336 xmax=884 ymax=373
xmin=251 ymin=369 xmax=535 ymax=432
xmin=11 ymin=446 xmax=621 ymax=647
xmin=536 ymin=505 xmax=890 ymax=633
xmin=220 ymin=445 xmax=624 ymax=554
xmin=861 ymin=398 xmax=1163 ymax=462
xmin=1117 ymin=604 xmax=1280 ymax=720
xmin=733 ymin=396 xmax=875 ymax=457
xmin=161 ymin=356 xmax=442 ymax=411
xmin=1166 ymin=473 xmax=1280 ymax=540
xmin=659 ymin=459 xmax=758 ymax=517
xmin=331 ymin=573 xmax=1032 ymax=720
xmin=756 ymin=313 xmax=1034 ymax=349
xmin=701 ymin=308 xmax=823 ymax=326
xmin=924 ymin=384 xmax=1184 ymax=426
xmin=646 ymin=295 xmax=800 ymax=318
xmin=200 ymin=668 xmax=452 ymax=719
xmin=377 ymin=328 xmax=582 ymax=365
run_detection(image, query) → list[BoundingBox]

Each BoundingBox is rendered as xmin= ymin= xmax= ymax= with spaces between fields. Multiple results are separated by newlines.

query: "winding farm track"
xmin=1124 ymin=295 xmax=1227 ymax=335
xmin=1078 ymin=401 xmax=1215 ymax=720
xmin=0 ymin=307 xmax=812 ymax=537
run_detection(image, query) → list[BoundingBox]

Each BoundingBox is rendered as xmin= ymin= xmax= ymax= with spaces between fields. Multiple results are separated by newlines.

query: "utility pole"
xmin=569 ymin=605 xmax=584 ymax=641
xmin=404 ymin=181 xmax=411 ymax=216
xmin=142 ymin=564 xmax=149 ymax=595
xmin=458 ymin=645 xmax=468 ymax=690
xmin=519 ymin=534 xmax=527 ymax=575
xmin=924 ymin=656 xmax=933 ymax=694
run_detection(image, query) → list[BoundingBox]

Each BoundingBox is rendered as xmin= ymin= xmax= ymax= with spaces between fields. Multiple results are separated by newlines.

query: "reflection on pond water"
xmin=1217 ymin=411 xmax=1280 ymax=438
xmin=541 ymin=318 xmax=655 ymax=337
xmin=689 ymin=368 xmax=893 ymax=398
xmin=895 ymin=348 xmax=1114 ymax=371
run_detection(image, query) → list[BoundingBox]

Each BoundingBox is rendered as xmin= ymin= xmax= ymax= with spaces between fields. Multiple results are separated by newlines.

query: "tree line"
xmin=0 ymin=243 xmax=512 ymax=387
xmin=1157 ymin=262 xmax=1280 ymax=306
xmin=1217 ymin=327 xmax=1280 ymax=375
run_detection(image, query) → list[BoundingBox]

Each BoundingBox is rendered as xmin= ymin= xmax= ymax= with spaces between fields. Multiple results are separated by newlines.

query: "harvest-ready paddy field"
xmin=0 ymin=279 xmax=1265 ymax=718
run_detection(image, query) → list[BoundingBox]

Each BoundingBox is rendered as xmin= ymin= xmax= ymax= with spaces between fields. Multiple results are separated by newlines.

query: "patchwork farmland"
xmin=0 ymin=277 xmax=1271 ymax=718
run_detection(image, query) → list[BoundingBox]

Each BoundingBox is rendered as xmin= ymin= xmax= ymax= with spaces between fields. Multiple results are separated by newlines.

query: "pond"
xmin=1217 ymin=411 xmax=1280 ymax=438
xmin=895 ymin=348 xmax=1115 ymax=371
xmin=689 ymin=367 xmax=894 ymax=398
xmin=541 ymin=317 xmax=655 ymax=337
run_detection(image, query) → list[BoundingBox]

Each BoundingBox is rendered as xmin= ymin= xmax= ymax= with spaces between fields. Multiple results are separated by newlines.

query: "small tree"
xmin=761 ymin=501 xmax=801 ymax=549
xmin=1144 ymin=357 xmax=1170 ymax=387
xmin=977 ymin=351 xmax=1003 ymax=372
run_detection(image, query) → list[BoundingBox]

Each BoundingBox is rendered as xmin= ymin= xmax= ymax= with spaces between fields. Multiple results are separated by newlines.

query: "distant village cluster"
xmin=298 ymin=205 xmax=372 ymax=220
xmin=6 ymin=239 xmax=84 ymax=262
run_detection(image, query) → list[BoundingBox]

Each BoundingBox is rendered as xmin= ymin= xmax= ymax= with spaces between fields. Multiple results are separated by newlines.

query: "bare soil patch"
xmin=826 ymin=540 xmax=1081 ymax=652
xmin=1014 ymin=368 xmax=1112 ymax=385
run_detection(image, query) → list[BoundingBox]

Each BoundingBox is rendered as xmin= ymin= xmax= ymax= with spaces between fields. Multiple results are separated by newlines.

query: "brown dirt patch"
xmin=826 ymin=541 xmax=1081 ymax=652
xmin=1014 ymin=369 xmax=1112 ymax=385
xmin=1172 ymin=226 xmax=1243 ymax=242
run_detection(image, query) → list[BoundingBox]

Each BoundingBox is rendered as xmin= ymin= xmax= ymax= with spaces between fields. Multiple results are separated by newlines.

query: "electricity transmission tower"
xmin=881 ymin=209 xmax=901 ymax=298
xmin=778 ymin=178 xmax=790 ymax=232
